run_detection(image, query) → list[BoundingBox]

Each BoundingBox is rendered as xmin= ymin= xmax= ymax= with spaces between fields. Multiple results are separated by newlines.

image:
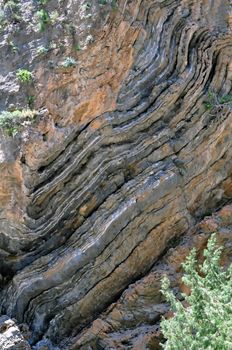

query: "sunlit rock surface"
xmin=0 ymin=0 xmax=232 ymax=349
xmin=72 ymin=205 xmax=232 ymax=349
xmin=0 ymin=316 xmax=31 ymax=350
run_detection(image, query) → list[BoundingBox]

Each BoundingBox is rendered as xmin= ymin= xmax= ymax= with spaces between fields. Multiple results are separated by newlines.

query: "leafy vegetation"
xmin=74 ymin=43 xmax=81 ymax=51
xmin=204 ymin=91 xmax=232 ymax=112
xmin=16 ymin=69 xmax=33 ymax=83
xmin=27 ymin=95 xmax=35 ymax=109
xmin=160 ymin=233 xmax=232 ymax=350
xmin=0 ymin=109 xmax=37 ymax=136
xmin=37 ymin=8 xmax=50 ymax=32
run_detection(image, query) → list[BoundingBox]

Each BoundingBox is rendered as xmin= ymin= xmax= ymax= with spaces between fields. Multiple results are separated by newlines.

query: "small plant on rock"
xmin=37 ymin=8 xmax=50 ymax=32
xmin=74 ymin=43 xmax=81 ymax=51
xmin=204 ymin=91 xmax=232 ymax=113
xmin=27 ymin=95 xmax=35 ymax=109
xmin=16 ymin=69 xmax=33 ymax=83
xmin=0 ymin=109 xmax=37 ymax=136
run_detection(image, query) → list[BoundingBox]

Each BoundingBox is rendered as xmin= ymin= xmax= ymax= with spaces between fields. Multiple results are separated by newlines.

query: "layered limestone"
xmin=72 ymin=205 xmax=232 ymax=349
xmin=0 ymin=0 xmax=232 ymax=349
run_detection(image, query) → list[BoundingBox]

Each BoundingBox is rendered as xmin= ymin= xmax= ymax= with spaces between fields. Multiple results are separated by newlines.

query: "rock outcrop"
xmin=0 ymin=315 xmax=31 ymax=350
xmin=0 ymin=0 xmax=232 ymax=349
xmin=72 ymin=204 xmax=232 ymax=349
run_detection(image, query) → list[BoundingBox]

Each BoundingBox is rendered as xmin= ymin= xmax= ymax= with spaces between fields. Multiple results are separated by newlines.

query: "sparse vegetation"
xmin=67 ymin=24 xmax=76 ymax=36
xmin=9 ymin=40 xmax=18 ymax=53
xmin=82 ymin=2 xmax=92 ymax=10
xmin=74 ymin=43 xmax=81 ymax=51
xmin=0 ymin=9 xmax=7 ymax=31
xmin=0 ymin=109 xmax=37 ymax=136
xmin=0 ymin=0 xmax=23 ymax=32
xmin=4 ymin=0 xmax=22 ymax=23
xmin=37 ymin=8 xmax=50 ymax=32
xmin=58 ymin=43 xmax=65 ymax=53
xmin=80 ymin=2 xmax=93 ymax=19
xmin=37 ymin=45 xmax=49 ymax=55
xmin=62 ymin=56 xmax=77 ymax=68
xmin=160 ymin=233 xmax=232 ymax=350
xmin=49 ymin=10 xmax=59 ymax=25
xmin=27 ymin=95 xmax=35 ymax=109
xmin=16 ymin=69 xmax=33 ymax=83
xmin=98 ymin=0 xmax=118 ymax=9
xmin=204 ymin=91 xmax=232 ymax=113
xmin=37 ymin=0 xmax=48 ymax=4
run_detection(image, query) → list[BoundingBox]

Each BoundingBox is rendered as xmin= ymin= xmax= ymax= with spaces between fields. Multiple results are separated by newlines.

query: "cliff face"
xmin=0 ymin=0 xmax=232 ymax=349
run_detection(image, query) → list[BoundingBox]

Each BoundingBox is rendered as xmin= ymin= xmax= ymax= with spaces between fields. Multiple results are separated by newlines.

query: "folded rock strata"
xmin=72 ymin=204 xmax=232 ymax=349
xmin=0 ymin=0 xmax=232 ymax=349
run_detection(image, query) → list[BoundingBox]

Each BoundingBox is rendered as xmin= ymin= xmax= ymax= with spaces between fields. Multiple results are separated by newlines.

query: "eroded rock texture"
xmin=0 ymin=316 xmax=31 ymax=350
xmin=0 ymin=0 xmax=232 ymax=349
xmin=72 ymin=205 xmax=232 ymax=350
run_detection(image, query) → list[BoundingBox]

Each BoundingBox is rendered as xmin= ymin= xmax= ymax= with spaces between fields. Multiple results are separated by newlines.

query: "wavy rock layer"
xmin=0 ymin=0 xmax=232 ymax=349
xmin=72 ymin=204 xmax=232 ymax=349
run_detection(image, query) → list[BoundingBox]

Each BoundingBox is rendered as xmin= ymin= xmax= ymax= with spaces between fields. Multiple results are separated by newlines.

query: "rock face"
xmin=0 ymin=316 xmax=31 ymax=350
xmin=0 ymin=0 xmax=232 ymax=349
xmin=72 ymin=205 xmax=232 ymax=349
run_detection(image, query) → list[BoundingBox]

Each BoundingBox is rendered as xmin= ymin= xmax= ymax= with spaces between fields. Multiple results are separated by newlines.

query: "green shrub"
xmin=160 ymin=233 xmax=232 ymax=350
xmin=204 ymin=91 xmax=232 ymax=111
xmin=27 ymin=95 xmax=35 ymax=108
xmin=0 ymin=109 xmax=36 ymax=136
xmin=37 ymin=8 xmax=50 ymax=32
xmin=74 ymin=43 xmax=81 ymax=51
xmin=16 ymin=69 xmax=33 ymax=83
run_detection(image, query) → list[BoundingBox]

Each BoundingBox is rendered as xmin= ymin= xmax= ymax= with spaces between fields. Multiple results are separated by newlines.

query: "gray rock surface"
xmin=0 ymin=315 xmax=31 ymax=350
xmin=0 ymin=0 xmax=231 ymax=349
